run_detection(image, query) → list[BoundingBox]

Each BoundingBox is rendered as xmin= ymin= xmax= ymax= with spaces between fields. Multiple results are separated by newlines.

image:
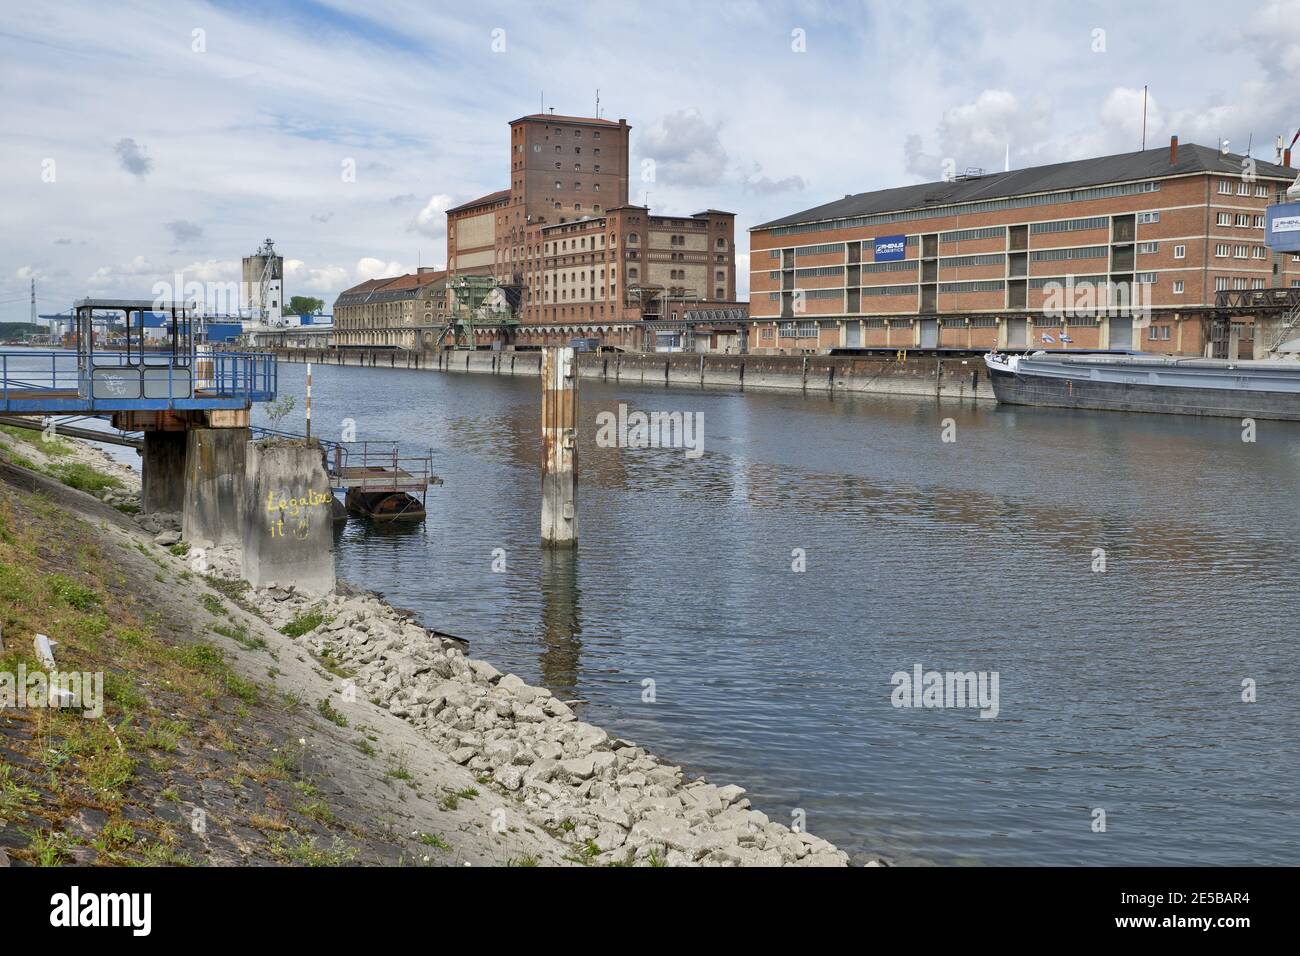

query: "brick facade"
xmin=749 ymin=142 xmax=1300 ymax=356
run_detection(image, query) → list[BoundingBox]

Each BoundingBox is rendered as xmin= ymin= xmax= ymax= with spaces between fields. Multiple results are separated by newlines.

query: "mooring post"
xmin=541 ymin=346 xmax=577 ymax=547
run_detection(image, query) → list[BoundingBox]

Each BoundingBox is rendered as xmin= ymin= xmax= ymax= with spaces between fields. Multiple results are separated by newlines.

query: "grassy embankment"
xmin=0 ymin=435 xmax=363 ymax=865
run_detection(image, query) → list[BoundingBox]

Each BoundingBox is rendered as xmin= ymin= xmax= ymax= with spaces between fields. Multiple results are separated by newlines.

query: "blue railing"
xmin=1 ymin=349 xmax=277 ymax=413
xmin=212 ymin=350 xmax=278 ymax=402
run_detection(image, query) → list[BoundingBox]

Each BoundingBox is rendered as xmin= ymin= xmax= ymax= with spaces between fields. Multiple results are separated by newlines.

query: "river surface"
xmin=11 ymin=348 xmax=1298 ymax=865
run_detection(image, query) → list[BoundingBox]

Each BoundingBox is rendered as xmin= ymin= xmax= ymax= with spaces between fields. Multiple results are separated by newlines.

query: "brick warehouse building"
xmin=748 ymin=139 xmax=1300 ymax=357
xmin=333 ymin=268 xmax=448 ymax=349
xmin=446 ymin=112 xmax=740 ymax=349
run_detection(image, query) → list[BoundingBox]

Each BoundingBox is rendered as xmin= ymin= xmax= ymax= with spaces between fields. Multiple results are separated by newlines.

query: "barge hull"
xmin=988 ymin=367 xmax=1300 ymax=420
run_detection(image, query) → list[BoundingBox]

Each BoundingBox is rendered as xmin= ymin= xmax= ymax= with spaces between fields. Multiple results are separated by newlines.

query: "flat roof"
xmin=754 ymin=142 xmax=1298 ymax=231
xmin=73 ymin=299 xmax=198 ymax=310
xmin=510 ymin=113 xmax=625 ymax=128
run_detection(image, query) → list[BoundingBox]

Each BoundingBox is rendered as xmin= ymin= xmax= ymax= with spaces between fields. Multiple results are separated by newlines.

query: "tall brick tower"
xmin=496 ymin=113 xmax=631 ymax=284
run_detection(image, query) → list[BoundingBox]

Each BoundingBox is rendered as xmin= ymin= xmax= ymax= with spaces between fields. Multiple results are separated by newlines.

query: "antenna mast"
xmin=1141 ymin=85 xmax=1147 ymax=150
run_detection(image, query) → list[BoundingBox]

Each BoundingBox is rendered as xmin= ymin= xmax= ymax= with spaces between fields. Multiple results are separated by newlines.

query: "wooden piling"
xmin=541 ymin=347 xmax=577 ymax=547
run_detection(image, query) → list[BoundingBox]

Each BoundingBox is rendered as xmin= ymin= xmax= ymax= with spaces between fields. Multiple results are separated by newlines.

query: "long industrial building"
xmin=748 ymin=139 xmax=1300 ymax=357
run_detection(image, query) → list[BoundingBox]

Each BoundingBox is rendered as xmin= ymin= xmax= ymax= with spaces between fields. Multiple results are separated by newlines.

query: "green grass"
xmin=45 ymin=462 xmax=123 ymax=494
xmin=200 ymin=593 xmax=225 ymax=617
xmin=214 ymin=622 xmax=265 ymax=651
xmin=274 ymin=833 xmax=356 ymax=867
xmin=173 ymin=642 xmax=258 ymax=703
xmin=418 ymin=831 xmax=450 ymax=850
xmin=47 ymin=573 xmax=101 ymax=610
xmin=27 ymin=831 xmax=71 ymax=867
xmin=297 ymin=800 xmax=334 ymax=825
xmin=316 ymin=696 xmax=348 ymax=727
xmin=280 ymin=607 xmax=326 ymax=638
xmin=0 ymin=765 xmax=39 ymax=824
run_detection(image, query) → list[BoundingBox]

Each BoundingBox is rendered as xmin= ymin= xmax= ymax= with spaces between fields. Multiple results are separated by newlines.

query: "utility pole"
xmin=540 ymin=346 xmax=577 ymax=547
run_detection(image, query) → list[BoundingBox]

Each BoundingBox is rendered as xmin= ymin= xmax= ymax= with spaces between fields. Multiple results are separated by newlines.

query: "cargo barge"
xmin=984 ymin=350 xmax=1300 ymax=420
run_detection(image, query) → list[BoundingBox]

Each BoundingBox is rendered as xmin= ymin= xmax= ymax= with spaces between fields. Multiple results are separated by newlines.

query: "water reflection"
xmin=539 ymin=547 xmax=582 ymax=692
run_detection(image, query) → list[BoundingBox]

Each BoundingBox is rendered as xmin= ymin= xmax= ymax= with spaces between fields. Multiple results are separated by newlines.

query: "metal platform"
xmin=2 ymin=299 xmax=276 ymax=414
xmin=1 ymin=349 xmax=277 ymax=413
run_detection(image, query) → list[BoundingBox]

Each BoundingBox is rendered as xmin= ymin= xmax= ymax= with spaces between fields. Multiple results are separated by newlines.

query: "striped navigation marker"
xmin=305 ymin=362 xmax=313 ymax=440
xmin=541 ymin=347 xmax=577 ymax=547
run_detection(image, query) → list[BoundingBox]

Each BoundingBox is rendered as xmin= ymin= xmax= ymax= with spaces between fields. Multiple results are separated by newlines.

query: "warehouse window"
xmin=1173 ymin=280 xmax=1184 ymax=294
xmin=940 ymin=226 xmax=1006 ymax=242
xmin=939 ymin=253 xmax=1006 ymax=267
xmin=1031 ymin=246 xmax=1108 ymax=262
xmin=1029 ymin=216 xmax=1106 ymax=235
xmin=1174 ymin=244 xmax=1185 ymax=259
xmin=1137 ymin=211 xmax=1160 ymax=224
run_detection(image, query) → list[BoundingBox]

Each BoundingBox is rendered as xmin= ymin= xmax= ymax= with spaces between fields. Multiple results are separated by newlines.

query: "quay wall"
xmin=267 ymin=347 xmax=991 ymax=401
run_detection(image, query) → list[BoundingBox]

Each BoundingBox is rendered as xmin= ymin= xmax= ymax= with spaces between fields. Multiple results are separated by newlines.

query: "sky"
xmin=2 ymin=0 xmax=1298 ymax=322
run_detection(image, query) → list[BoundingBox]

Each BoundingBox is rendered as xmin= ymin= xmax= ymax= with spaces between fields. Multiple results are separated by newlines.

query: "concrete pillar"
xmin=183 ymin=427 xmax=249 ymax=547
xmin=241 ymin=439 xmax=335 ymax=595
xmin=541 ymin=347 xmax=577 ymax=547
xmin=141 ymin=430 xmax=187 ymax=515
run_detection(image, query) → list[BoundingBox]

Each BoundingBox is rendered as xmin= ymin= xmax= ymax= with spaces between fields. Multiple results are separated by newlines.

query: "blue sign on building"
xmin=1266 ymin=202 xmax=1300 ymax=253
xmin=873 ymin=235 xmax=907 ymax=262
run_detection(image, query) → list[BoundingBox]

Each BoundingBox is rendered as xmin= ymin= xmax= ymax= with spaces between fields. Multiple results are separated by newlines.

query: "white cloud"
xmin=411 ymin=194 xmax=453 ymax=239
xmin=355 ymin=257 xmax=407 ymax=281
xmin=176 ymin=259 xmax=240 ymax=282
xmin=639 ymin=109 xmax=728 ymax=187
xmin=284 ymin=259 xmax=349 ymax=293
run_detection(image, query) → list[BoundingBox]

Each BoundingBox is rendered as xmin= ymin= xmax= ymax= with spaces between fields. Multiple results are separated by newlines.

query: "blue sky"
xmin=2 ymin=0 xmax=1297 ymax=321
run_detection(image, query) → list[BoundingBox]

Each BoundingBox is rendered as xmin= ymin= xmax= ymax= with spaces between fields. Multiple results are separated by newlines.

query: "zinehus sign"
xmin=872 ymin=235 xmax=907 ymax=262
xmin=1265 ymin=202 xmax=1300 ymax=253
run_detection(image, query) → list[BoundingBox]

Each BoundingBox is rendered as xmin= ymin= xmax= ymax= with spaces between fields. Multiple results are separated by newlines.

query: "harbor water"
xmin=255 ymin=360 xmax=1300 ymax=866
xmin=13 ymin=347 xmax=1292 ymax=866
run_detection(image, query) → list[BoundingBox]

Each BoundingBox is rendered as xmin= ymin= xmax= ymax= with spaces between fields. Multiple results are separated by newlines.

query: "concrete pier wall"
xmin=141 ymin=430 xmax=187 ymax=514
xmin=241 ymin=440 xmax=335 ymax=596
xmin=268 ymin=347 xmax=992 ymax=401
xmin=182 ymin=427 xmax=249 ymax=547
